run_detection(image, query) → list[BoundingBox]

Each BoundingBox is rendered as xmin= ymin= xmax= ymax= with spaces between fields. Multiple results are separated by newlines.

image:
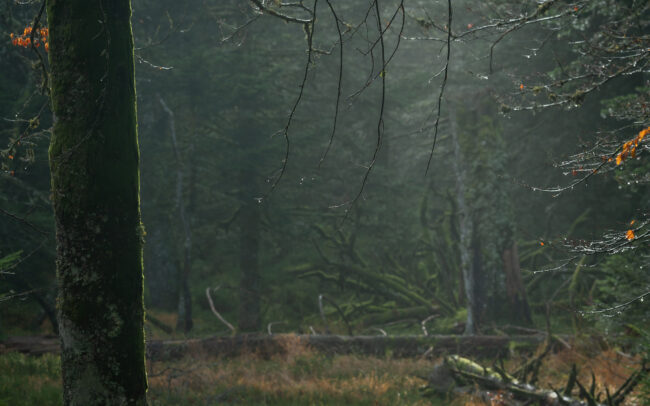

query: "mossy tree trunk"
xmin=47 ymin=0 xmax=148 ymax=404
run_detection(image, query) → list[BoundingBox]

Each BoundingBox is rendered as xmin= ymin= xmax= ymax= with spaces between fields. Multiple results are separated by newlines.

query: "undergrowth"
xmin=0 ymin=337 xmax=646 ymax=405
xmin=0 ymin=352 xmax=61 ymax=406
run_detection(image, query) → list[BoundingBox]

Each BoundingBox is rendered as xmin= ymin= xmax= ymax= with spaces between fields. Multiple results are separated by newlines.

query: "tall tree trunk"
xmin=237 ymin=121 xmax=261 ymax=332
xmin=449 ymin=106 xmax=476 ymax=336
xmin=159 ymin=97 xmax=193 ymax=333
xmin=238 ymin=203 xmax=261 ymax=332
xmin=47 ymin=1 xmax=148 ymax=404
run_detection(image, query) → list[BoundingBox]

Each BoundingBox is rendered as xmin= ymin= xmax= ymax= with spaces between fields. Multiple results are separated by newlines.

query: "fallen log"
xmin=0 ymin=335 xmax=60 ymax=355
xmin=424 ymin=355 xmax=647 ymax=406
xmin=2 ymin=333 xmax=548 ymax=360
xmin=147 ymin=334 xmax=549 ymax=360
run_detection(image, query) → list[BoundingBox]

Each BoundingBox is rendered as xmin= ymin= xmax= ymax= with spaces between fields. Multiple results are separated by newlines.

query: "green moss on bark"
xmin=47 ymin=0 xmax=147 ymax=404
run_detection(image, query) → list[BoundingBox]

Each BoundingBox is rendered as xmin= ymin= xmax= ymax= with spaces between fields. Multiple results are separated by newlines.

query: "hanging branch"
xmin=338 ymin=0 xmax=387 ymax=216
xmin=424 ymin=0 xmax=452 ymax=175
xmin=263 ymin=0 xmax=318 ymax=198
xmin=345 ymin=2 xmax=405 ymax=103
xmin=318 ymin=0 xmax=344 ymax=167
xmin=581 ymin=290 xmax=650 ymax=315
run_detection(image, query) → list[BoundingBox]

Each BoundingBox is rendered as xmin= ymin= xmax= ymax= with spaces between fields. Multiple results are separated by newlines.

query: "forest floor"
xmin=0 ymin=336 xmax=646 ymax=406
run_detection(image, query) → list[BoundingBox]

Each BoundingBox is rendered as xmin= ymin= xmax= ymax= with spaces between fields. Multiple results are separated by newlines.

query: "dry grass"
xmin=146 ymin=338 xmax=646 ymax=405
xmin=2 ymin=336 xmax=645 ymax=405
xmin=536 ymin=347 xmax=645 ymax=405
xmin=147 ymin=335 xmax=434 ymax=404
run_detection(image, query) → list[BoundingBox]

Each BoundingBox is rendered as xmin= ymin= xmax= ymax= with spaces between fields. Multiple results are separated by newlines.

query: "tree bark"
xmin=47 ymin=1 xmax=148 ymax=404
xmin=449 ymin=105 xmax=476 ymax=335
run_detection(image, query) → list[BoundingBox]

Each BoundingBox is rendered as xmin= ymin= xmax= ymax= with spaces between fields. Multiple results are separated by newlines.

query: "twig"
xmin=339 ymin=0 xmax=387 ymax=218
xmin=582 ymin=290 xmax=650 ymax=315
xmin=28 ymin=0 xmax=49 ymax=95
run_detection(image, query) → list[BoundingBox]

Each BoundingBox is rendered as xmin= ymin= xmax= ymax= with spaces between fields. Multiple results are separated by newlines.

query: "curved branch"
xmin=206 ymin=286 xmax=236 ymax=334
xmin=424 ymin=0 xmax=452 ymax=175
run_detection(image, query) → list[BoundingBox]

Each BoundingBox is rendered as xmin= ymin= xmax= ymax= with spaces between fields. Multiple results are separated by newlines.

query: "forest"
xmin=0 ymin=0 xmax=648 ymax=405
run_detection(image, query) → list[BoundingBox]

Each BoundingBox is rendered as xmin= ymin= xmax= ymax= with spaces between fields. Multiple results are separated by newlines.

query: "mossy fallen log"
xmin=424 ymin=355 xmax=647 ymax=406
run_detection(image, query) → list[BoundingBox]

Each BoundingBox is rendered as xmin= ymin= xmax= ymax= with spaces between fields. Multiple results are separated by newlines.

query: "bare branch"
xmin=421 ymin=315 xmax=437 ymax=337
xmin=319 ymin=0 xmax=344 ymax=167
xmin=248 ymin=0 xmax=313 ymax=24
xmin=263 ymin=1 xmax=318 ymax=199
xmin=424 ymin=0 xmax=452 ymax=175
xmin=205 ymin=286 xmax=236 ymax=334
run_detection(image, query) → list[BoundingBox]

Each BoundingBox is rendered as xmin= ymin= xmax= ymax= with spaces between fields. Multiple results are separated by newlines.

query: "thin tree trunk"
xmin=238 ymin=181 xmax=261 ymax=332
xmin=159 ymin=97 xmax=193 ymax=333
xmin=47 ymin=0 xmax=148 ymax=404
xmin=449 ymin=106 xmax=476 ymax=335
